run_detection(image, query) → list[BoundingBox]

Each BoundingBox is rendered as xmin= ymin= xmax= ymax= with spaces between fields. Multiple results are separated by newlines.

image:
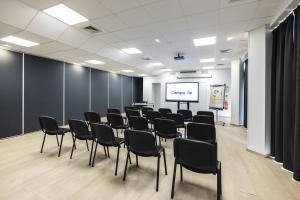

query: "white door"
xmin=152 ymin=83 xmax=161 ymax=110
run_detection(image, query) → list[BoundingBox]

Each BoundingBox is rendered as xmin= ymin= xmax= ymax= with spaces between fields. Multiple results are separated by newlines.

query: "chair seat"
xmin=176 ymin=124 xmax=185 ymax=129
xmin=98 ymin=137 xmax=125 ymax=147
xmin=179 ymin=160 xmax=220 ymax=174
xmin=76 ymin=131 xmax=94 ymax=140
xmin=156 ymin=131 xmax=181 ymax=139
xmin=112 ymin=125 xmax=128 ymax=129
xmin=46 ymin=127 xmax=70 ymax=135
xmin=131 ymin=145 xmax=164 ymax=157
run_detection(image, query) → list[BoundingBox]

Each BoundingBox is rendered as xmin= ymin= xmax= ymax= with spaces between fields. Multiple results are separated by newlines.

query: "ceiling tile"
xmin=179 ymin=0 xmax=220 ymax=16
xmin=98 ymin=0 xmax=140 ymax=13
xmin=246 ymin=17 xmax=273 ymax=31
xmin=186 ymin=11 xmax=219 ymax=30
xmin=136 ymin=0 xmax=160 ymax=5
xmin=94 ymin=33 xmax=123 ymax=43
xmin=57 ymin=27 xmax=90 ymax=47
xmin=117 ymin=7 xmax=154 ymax=27
xmin=26 ymin=12 xmax=69 ymax=40
xmin=144 ymin=0 xmax=183 ymax=21
xmin=81 ymin=37 xmax=107 ymax=53
xmin=14 ymin=31 xmax=52 ymax=44
xmin=20 ymin=0 xmax=66 ymax=10
xmin=0 ymin=22 xmax=21 ymax=35
xmin=92 ymin=15 xmax=128 ymax=32
xmin=0 ymin=0 xmax=38 ymax=29
xmin=65 ymin=0 xmax=111 ymax=20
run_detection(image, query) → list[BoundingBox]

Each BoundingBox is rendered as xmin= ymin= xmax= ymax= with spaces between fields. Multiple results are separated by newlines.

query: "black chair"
xmin=171 ymin=138 xmax=221 ymax=199
xmin=158 ymin=108 xmax=172 ymax=118
xmin=107 ymin=113 xmax=128 ymax=137
xmin=130 ymin=116 xmax=150 ymax=131
xmin=107 ymin=108 xmax=121 ymax=114
xmin=193 ymin=115 xmax=215 ymax=126
xmin=127 ymin=109 xmax=141 ymax=127
xmin=177 ymin=109 xmax=193 ymax=122
xmin=84 ymin=111 xmax=103 ymax=127
xmin=197 ymin=111 xmax=214 ymax=118
xmin=39 ymin=116 xmax=71 ymax=157
xmin=141 ymin=107 xmax=153 ymax=117
xmin=124 ymin=106 xmax=135 ymax=113
xmin=187 ymin=122 xmax=216 ymax=144
xmin=91 ymin=123 xmax=125 ymax=175
xmin=166 ymin=113 xmax=186 ymax=137
xmin=69 ymin=120 xmax=95 ymax=165
xmin=147 ymin=110 xmax=162 ymax=125
xmin=123 ymin=129 xmax=167 ymax=192
xmin=154 ymin=118 xmax=181 ymax=145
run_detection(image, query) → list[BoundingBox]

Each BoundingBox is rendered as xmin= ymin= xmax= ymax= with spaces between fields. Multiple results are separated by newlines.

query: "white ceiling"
xmin=0 ymin=0 xmax=290 ymax=75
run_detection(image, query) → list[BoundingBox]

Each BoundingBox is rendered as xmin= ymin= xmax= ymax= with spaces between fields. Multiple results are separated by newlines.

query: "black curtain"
xmin=271 ymin=7 xmax=300 ymax=181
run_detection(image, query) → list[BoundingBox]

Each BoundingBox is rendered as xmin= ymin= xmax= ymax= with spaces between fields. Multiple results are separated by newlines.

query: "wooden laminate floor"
xmin=0 ymin=125 xmax=299 ymax=200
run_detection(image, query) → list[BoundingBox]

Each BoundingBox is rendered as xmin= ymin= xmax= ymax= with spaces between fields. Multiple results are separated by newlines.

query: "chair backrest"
xmin=166 ymin=113 xmax=184 ymax=125
xmin=124 ymin=106 xmax=135 ymax=112
xmin=107 ymin=113 xmax=124 ymax=127
xmin=173 ymin=138 xmax=217 ymax=173
xmin=147 ymin=110 xmax=162 ymax=121
xmin=127 ymin=109 xmax=141 ymax=117
xmin=124 ymin=129 xmax=156 ymax=155
xmin=193 ymin=115 xmax=214 ymax=125
xmin=141 ymin=107 xmax=153 ymax=115
xmin=84 ymin=111 xmax=101 ymax=124
xmin=158 ymin=108 xmax=172 ymax=118
xmin=130 ymin=116 xmax=149 ymax=131
xmin=177 ymin=109 xmax=192 ymax=120
xmin=187 ymin=122 xmax=216 ymax=143
xmin=69 ymin=119 xmax=90 ymax=137
xmin=154 ymin=118 xmax=177 ymax=136
xmin=197 ymin=111 xmax=214 ymax=118
xmin=107 ymin=108 xmax=121 ymax=114
xmin=91 ymin=123 xmax=115 ymax=145
xmin=39 ymin=116 xmax=58 ymax=134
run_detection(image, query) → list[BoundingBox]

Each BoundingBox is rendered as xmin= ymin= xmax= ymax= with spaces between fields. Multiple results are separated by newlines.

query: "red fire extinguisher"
xmin=224 ymin=100 xmax=228 ymax=110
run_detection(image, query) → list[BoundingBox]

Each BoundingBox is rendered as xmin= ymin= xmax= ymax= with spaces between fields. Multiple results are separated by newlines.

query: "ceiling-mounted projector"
xmin=174 ymin=53 xmax=184 ymax=60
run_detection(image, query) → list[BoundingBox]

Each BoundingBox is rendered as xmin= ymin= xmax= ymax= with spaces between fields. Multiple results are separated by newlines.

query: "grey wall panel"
xmin=24 ymin=55 xmax=63 ymax=133
xmin=0 ymin=50 xmax=22 ymax=138
xmin=91 ymin=69 xmax=108 ymax=116
xmin=65 ymin=64 xmax=89 ymax=121
xmin=122 ymin=75 xmax=133 ymax=108
xmin=133 ymin=77 xmax=143 ymax=103
xmin=109 ymin=73 xmax=121 ymax=110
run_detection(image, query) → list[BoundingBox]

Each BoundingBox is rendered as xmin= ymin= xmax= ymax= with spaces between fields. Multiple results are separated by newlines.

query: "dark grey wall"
xmin=0 ymin=49 xmax=22 ymax=138
xmin=133 ymin=77 xmax=143 ymax=103
xmin=109 ymin=73 xmax=122 ymax=109
xmin=65 ymin=63 xmax=89 ymax=121
xmin=91 ymin=68 xmax=108 ymax=116
xmin=24 ymin=54 xmax=63 ymax=133
xmin=122 ymin=75 xmax=133 ymax=109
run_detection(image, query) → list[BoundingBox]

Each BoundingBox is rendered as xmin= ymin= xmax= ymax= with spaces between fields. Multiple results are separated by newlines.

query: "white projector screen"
xmin=165 ymin=82 xmax=199 ymax=102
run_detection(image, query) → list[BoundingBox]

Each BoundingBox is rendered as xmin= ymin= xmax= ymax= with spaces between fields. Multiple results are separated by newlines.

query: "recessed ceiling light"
xmin=121 ymin=48 xmax=142 ymax=54
xmin=149 ymin=62 xmax=164 ymax=67
xmin=122 ymin=69 xmax=134 ymax=73
xmin=227 ymin=36 xmax=235 ymax=41
xmin=0 ymin=36 xmax=39 ymax=47
xmin=161 ymin=68 xmax=172 ymax=72
xmin=193 ymin=36 xmax=216 ymax=46
xmin=200 ymin=58 xmax=215 ymax=63
xmin=138 ymin=74 xmax=148 ymax=76
xmin=43 ymin=4 xmax=88 ymax=25
xmin=202 ymin=66 xmax=215 ymax=70
xmin=221 ymin=58 xmax=230 ymax=61
xmin=85 ymin=60 xmax=105 ymax=65
xmin=154 ymin=38 xmax=160 ymax=43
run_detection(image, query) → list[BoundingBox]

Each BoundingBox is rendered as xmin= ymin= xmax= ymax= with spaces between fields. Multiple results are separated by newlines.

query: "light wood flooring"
xmin=0 ymin=125 xmax=299 ymax=200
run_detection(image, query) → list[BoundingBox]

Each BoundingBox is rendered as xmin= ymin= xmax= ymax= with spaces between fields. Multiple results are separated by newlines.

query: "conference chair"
xmin=107 ymin=113 xmax=128 ymax=137
xmin=171 ymin=138 xmax=222 ymax=199
xmin=146 ymin=111 xmax=162 ymax=128
xmin=124 ymin=106 xmax=135 ymax=113
xmin=38 ymin=116 xmax=71 ymax=157
xmin=68 ymin=119 xmax=95 ymax=165
xmin=197 ymin=111 xmax=214 ymax=118
xmin=193 ymin=115 xmax=215 ymax=126
xmin=166 ymin=113 xmax=186 ymax=137
xmin=107 ymin=108 xmax=121 ymax=114
xmin=91 ymin=123 xmax=125 ymax=175
xmin=154 ymin=118 xmax=181 ymax=145
xmin=84 ymin=111 xmax=103 ymax=128
xmin=123 ymin=129 xmax=167 ymax=192
xmin=177 ymin=109 xmax=193 ymax=122
xmin=158 ymin=108 xmax=172 ymax=118
xmin=187 ymin=122 xmax=216 ymax=144
xmin=141 ymin=107 xmax=153 ymax=117
xmin=129 ymin=116 xmax=150 ymax=131
xmin=127 ymin=109 xmax=142 ymax=127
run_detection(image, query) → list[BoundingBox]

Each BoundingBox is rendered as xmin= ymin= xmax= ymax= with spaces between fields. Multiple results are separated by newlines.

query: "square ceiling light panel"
xmin=193 ymin=36 xmax=216 ymax=46
xmin=121 ymin=48 xmax=142 ymax=54
xmin=43 ymin=4 xmax=88 ymax=25
xmin=0 ymin=36 xmax=39 ymax=47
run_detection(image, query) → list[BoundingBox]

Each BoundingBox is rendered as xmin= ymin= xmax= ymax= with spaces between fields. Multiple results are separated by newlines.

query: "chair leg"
xmin=70 ymin=138 xmax=76 ymax=159
xmin=129 ymin=152 xmax=132 ymax=164
xmin=115 ymin=146 xmax=120 ymax=176
xmin=156 ymin=155 xmax=161 ymax=192
xmin=171 ymin=161 xmax=177 ymax=199
xmin=217 ymin=162 xmax=222 ymax=199
xmin=159 ymin=137 xmax=161 ymax=146
xmin=55 ymin=134 xmax=59 ymax=146
xmin=107 ymin=146 xmax=110 ymax=158
xmin=163 ymin=149 xmax=167 ymax=175
xmin=123 ymin=151 xmax=130 ymax=181
xmin=58 ymin=134 xmax=64 ymax=157
xmin=92 ymin=143 xmax=98 ymax=167
xmin=116 ymin=129 xmax=119 ymax=137
xmin=85 ymin=139 xmax=89 ymax=151
xmin=40 ymin=133 xmax=47 ymax=153
xmin=71 ymin=133 xmax=77 ymax=150
xmin=103 ymin=146 xmax=107 ymax=157
xmin=180 ymin=165 xmax=183 ymax=182
xmin=136 ymin=155 xmax=139 ymax=168
xmin=89 ymin=140 xmax=94 ymax=165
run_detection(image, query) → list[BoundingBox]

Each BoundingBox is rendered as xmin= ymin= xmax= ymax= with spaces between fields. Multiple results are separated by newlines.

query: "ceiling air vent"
xmin=180 ymin=70 xmax=197 ymax=74
xmin=142 ymin=57 xmax=151 ymax=61
xmin=228 ymin=0 xmax=252 ymax=3
xmin=217 ymin=64 xmax=225 ymax=66
xmin=220 ymin=49 xmax=232 ymax=53
xmin=82 ymin=25 xmax=101 ymax=34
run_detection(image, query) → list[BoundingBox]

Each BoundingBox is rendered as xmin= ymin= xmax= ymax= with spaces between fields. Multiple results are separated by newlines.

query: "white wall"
xmin=143 ymin=69 xmax=231 ymax=117
xmin=231 ymin=59 xmax=242 ymax=125
xmin=247 ymin=25 xmax=270 ymax=155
